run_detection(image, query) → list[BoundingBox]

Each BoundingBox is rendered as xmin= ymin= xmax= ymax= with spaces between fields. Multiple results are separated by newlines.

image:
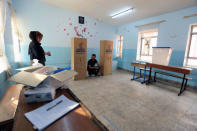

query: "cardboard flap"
xmin=17 ymin=65 xmax=43 ymax=72
xmin=33 ymin=66 xmax=58 ymax=75
xmin=51 ymin=70 xmax=77 ymax=82
xmin=10 ymin=71 xmax=48 ymax=87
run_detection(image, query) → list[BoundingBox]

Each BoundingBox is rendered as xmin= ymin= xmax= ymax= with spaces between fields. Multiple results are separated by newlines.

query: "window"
xmin=137 ymin=30 xmax=158 ymax=62
xmin=184 ymin=24 xmax=197 ymax=68
xmin=116 ymin=35 xmax=123 ymax=58
xmin=0 ymin=35 xmax=3 ymax=56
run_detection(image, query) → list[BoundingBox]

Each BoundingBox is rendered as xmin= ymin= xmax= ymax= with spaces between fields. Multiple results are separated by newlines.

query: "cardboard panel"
xmin=71 ymin=38 xmax=87 ymax=80
xmin=100 ymin=40 xmax=113 ymax=76
xmin=10 ymin=71 xmax=48 ymax=87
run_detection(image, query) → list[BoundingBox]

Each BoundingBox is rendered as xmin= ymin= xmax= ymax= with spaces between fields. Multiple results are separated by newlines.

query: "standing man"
xmin=87 ymin=54 xmax=100 ymax=76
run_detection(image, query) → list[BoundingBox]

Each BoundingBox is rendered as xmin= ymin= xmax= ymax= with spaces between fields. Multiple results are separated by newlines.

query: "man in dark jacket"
xmin=87 ymin=54 xmax=100 ymax=76
xmin=28 ymin=31 xmax=51 ymax=66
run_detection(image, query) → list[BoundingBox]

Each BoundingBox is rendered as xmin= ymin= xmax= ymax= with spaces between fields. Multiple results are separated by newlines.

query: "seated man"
xmin=87 ymin=54 xmax=100 ymax=76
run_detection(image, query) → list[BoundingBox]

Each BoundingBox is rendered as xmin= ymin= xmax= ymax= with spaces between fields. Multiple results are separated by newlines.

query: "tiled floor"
xmin=67 ymin=69 xmax=197 ymax=131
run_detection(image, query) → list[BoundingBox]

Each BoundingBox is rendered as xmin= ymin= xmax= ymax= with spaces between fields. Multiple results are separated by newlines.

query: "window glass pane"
xmin=189 ymin=34 xmax=197 ymax=57
xmin=141 ymin=39 xmax=149 ymax=56
xmin=141 ymin=37 xmax=157 ymax=56
xmin=140 ymin=56 xmax=152 ymax=62
xmin=187 ymin=58 xmax=197 ymax=67
xmin=149 ymin=37 xmax=157 ymax=55
xmin=193 ymin=26 xmax=197 ymax=33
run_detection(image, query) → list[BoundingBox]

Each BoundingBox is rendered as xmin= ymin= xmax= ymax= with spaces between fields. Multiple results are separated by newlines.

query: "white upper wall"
xmin=12 ymin=0 xmax=117 ymax=48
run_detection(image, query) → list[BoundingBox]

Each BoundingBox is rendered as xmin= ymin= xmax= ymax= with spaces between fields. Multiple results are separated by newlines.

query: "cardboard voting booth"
xmin=71 ymin=37 xmax=87 ymax=80
xmin=152 ymin=47 xmax=172 ymax=65
xmin=10 ymin=66 xmax=77 ymax=103
xmin=100 ymin=40 xmax=113 ymax=76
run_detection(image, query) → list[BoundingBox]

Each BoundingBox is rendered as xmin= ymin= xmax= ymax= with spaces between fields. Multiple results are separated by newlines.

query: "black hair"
xmin=29 ymin=31 xmax=43 ymax=41
xmin=92 ymin=54 xmax=96 ymax=57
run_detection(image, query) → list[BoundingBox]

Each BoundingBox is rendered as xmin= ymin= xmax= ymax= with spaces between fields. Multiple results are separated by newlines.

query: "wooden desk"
xmin=0 ymin=84 xmax=23 ymax=130
xmin=146 ymin=63 xmax=191 ymax=96
xmin=130 ymin=62 xmax=149 ymax=83
xmin=13 ymin=88 xmax=103 ymax=131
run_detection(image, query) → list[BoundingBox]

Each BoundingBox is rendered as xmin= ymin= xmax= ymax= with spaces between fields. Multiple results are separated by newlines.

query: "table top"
xmin=131 ymin=62 xmax=191 ymax=75
xmin=12 ymin=88 xmax=102 ymax=131
xmin=130 ymin=62 xmax=146 ymax=68
xmin=146 ymin=63 xmax=191 ymax=75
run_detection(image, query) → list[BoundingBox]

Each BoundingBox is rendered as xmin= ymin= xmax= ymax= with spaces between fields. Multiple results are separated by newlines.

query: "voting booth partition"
xmin=71 ymin=38 xmax=87 ymax=80
xmin=100 ymin=40 xmax=113 ymax=76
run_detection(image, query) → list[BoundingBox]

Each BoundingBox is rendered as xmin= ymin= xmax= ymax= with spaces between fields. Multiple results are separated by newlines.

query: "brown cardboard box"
xmin=100 ymin=40 xmax=113 ymax=76
xmin=71 ymin=38 xmax=87 ymax=80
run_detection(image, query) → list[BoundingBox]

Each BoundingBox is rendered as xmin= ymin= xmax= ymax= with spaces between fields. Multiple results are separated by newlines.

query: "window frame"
xmin=116 ymin=35 xmax=123 ymax=58
xmin=137 ymin=29 xmax=158 ymax=62
xmin=184 ymin=24 xmax=197 ymax=68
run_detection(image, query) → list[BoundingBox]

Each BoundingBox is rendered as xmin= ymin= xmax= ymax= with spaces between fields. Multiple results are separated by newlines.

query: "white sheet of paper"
xmin=24 ymin=95 xmax=79 ymax=131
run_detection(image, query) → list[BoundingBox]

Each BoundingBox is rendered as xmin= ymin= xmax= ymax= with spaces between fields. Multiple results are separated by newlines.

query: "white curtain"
xmin=0 ymin=0 xmax=12 ymax=76
xmin=9 ymin=1 xmax=23 ymax=64
xmin=0 ymin=0 xmax=6 ymax=56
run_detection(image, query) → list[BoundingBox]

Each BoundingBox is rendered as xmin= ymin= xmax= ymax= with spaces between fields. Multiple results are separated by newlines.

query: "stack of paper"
xmin=25 ymin=95 xmax=79 ymax=130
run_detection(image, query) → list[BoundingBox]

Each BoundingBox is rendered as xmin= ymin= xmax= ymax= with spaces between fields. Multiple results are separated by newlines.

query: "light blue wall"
xmin=117 ymin=6 xmax=197 ymax=86
xmin=12 ymin=0 xmax=197 ymax=87
xmin=12 ymin=0 xmax=117 ymax=67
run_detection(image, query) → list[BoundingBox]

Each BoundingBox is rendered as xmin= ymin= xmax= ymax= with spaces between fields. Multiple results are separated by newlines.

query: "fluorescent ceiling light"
xmin=111 ymin=8 xmax=134 ymax=19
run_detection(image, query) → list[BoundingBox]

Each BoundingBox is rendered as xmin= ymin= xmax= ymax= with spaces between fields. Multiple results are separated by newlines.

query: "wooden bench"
xmin=0 ymin=84 xmax=23 ymax=131
xmin=146 ymin=63 xmax=192 ymax=96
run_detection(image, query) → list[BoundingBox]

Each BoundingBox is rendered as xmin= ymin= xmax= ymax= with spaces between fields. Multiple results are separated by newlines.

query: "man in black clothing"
xmin=28 ymin=31 xmax=51 ymax=66
xmin=87 ymin=54 xmax=100 ymax=76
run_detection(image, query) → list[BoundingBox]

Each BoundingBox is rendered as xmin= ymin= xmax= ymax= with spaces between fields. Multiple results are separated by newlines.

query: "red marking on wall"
xmin=83 ymin=27 xmax=87 ymax=32
xmin=69 ymin=23 xmax=72 ymax=26
xmin=74 ymin=26 xmax=81 ymax=37
xmin=64 ymin=28 xmax=66 ymax=31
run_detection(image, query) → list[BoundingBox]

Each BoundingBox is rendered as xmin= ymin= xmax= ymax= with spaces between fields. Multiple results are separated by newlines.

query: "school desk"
xmin=12 ymin=87 xmax=104 ymax=131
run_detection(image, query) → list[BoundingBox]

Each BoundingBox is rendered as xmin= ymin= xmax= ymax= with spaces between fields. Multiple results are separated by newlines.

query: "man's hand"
xmin=95 ymin=66 xmax=99 ymax=69
xmin=45 ymin=52 xmax=51 ymax=56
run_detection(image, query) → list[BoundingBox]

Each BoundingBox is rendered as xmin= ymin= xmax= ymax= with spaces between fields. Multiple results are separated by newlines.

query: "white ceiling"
xmin=42 ymin=0 xmax=197 ymax=25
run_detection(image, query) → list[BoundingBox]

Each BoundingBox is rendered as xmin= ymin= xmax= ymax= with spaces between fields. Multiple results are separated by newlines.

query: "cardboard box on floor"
xmin=10 ymin=66 xmax=77 ymax=88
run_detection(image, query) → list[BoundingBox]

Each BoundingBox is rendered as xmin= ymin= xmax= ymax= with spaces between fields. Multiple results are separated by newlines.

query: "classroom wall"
xmin=117 ymin=6 xmax=197 ymax=86
xmin=12 ymin=0 xmax=117 ymax=68
xmin=0 ymin=2 xmax=18 ymax=98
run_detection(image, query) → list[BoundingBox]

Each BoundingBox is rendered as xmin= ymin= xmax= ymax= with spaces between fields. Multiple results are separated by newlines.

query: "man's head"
xmin=91 ymin=54 xmax=96 ymax=60
xmin=29 ymin=31 xmax=43 ymax=43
